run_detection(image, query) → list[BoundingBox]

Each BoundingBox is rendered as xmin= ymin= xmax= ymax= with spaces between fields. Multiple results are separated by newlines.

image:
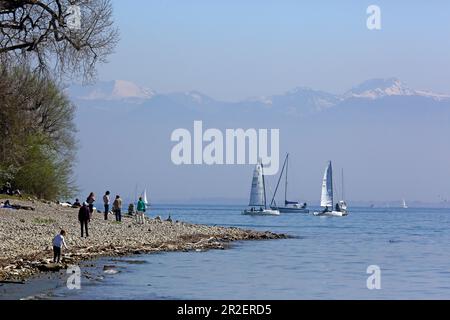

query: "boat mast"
xmin=270 ymin=154 xmax=288 ymax=207
xmin=330 ymin=161 xmax=334 ymax=209
xmin=285 ymin=154 xmax=289 ymax=206
xmin=262 ymin=163 xmax=267 ymax=209
xmin=341 ymin=168 xmax=345 ymax=201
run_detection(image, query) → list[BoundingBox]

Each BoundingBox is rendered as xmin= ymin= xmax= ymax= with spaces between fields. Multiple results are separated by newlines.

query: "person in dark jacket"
xmin=78 ymin=202 xmax=91 ymax=238
xmin=2 ymin=181 xmax=12 ymax=195
xmin=103 ymin=191 xmax=111 ymax=220
xmin=72 ymin=198 xmax=81 ymax=208
xmin=335 ymin=203 xmax=341 ymax=212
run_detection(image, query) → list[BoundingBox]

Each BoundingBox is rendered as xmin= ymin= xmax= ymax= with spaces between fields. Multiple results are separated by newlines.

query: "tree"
xmin=14 ymin=135 xmax=63 ymax=199
xmin=0 ymin=65 xmax=77 ymax=199
xmin=0 ymin=0 xmax=119 ymax=81
xmin=0 ymin=0 xmax=119 ymax=198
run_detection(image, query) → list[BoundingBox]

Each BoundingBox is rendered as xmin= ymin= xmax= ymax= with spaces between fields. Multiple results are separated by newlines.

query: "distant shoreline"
xmin=0 ymin=199 xmax=287 ymax=283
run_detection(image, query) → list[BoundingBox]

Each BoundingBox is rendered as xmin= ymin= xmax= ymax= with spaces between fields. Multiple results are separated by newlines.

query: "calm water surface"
xmin=3 ymin=205 xmax=450 ymax=300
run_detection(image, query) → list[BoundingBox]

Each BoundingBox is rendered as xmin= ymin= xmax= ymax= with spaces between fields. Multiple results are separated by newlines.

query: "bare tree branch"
xmin=0 ymin=0 xmax=119 ymax=81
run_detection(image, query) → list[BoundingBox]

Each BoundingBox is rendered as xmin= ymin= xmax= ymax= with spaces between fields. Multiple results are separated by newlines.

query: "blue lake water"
xmin=7 ymin=205 xmax=450 ymax=300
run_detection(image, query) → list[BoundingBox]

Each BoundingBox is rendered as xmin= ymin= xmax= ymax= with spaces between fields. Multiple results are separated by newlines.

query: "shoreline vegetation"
xmin=0 ymin=198 xmax=288 ymax=282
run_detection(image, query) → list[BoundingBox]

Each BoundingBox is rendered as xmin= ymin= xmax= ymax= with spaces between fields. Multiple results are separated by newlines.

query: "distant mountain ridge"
xmin=69 ymin=78 xmax=450 ymax=116
xmin=344 ymin=78 xmax=450 ymax=101
xmin=71 ymin=77 xmax=450 ymax=204
xmin=69 ymin=80 xmax=156 ymax=101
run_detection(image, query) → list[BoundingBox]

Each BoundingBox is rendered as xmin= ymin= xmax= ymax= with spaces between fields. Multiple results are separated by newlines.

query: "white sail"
xmin=142 ymin=189 xmax=149 ymax=205
xmin=249 ymin=163 xmax=265 ymax=207
xmin=320 ymin=161 xmax=333 ymax=208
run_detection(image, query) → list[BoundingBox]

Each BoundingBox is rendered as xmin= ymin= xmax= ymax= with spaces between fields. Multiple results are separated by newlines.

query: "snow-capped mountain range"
xmin=69 ymin=80 xmax=156 ymax=101
xmin=344 ymin=78 xmax=450 ymax=101
xmin=73 ymin=77 xmax=450 ymax=205
xmin=69 ymin=78 xmax=450 ymax=115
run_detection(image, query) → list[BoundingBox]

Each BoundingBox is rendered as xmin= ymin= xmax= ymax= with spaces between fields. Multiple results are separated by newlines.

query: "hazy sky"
xmin=73 ymin=1 xmax=450 ymax=205
xmin=96 ymin=0 xmax=450 ymax=101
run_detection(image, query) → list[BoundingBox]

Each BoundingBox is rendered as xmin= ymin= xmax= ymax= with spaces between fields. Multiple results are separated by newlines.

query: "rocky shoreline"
xmin=0 ymin=199 xmax=287 ymax=282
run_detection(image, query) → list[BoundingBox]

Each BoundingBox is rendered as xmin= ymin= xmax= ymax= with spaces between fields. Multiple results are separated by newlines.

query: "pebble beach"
xmin=0 ymin=199 xmax=287 ymax=282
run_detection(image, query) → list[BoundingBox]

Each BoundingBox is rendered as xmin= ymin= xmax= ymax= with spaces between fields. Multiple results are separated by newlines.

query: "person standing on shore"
xmin=103 ymin=191 xmax=111 ymax=220
xmin=86 ymin=192 xmax=95 ymax=219
xmin=72 ymin=198 xmax=81 ymax=208
xmin=2 ymin=181 xmax=12 ymax=195
xmin=136 ymin=197 xmax=146 ymax=224
xmin=52 ymin=230 xmax=68 ymax=263
xmin=113 ymin=195 xmax=122 ymax=222
xmin=79 ymin=202 xmax=91 ymax=237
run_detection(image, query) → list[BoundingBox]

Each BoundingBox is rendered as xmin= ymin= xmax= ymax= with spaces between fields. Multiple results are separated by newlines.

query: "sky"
xmin=96 ymin=0 xmax=450 ymax=101
xmin=72 ymin=1 xmax=450 ymax=205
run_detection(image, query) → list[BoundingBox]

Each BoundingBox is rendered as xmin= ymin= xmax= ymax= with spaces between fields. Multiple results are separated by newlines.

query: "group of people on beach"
xmin=73 ymin=191 xmax=148 ymax=238
xmin=50 ymin=191 xmax=148 ymax=264
xmin=0 ymin=181 xmax=22 ymax=197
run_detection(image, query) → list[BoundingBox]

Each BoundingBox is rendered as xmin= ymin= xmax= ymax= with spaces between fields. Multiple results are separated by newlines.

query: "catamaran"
xmin=270 ymin=154 xmax=309 ymax=213
xmin=313 ymin=161 xmax=349 ymax=217
xmin=243 ymin=162 xmax=280 ymax=216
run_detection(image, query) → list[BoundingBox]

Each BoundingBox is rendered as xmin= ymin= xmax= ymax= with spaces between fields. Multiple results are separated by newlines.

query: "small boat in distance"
xmin=270 ymin=154 xmax=309 ymax=213
xmin=313 ymin=161 xmax=348 ymax=217
xmin=243 ymin=162 xmax=280 ymax=216
xmin=402 ymin=199 xmax=408 ymax=209
xmin=142 ymin=189 xmax=150 ymax=207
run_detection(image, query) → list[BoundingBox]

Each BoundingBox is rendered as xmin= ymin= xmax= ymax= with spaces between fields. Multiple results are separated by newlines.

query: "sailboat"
xmin=402 ymin=199 xmax=408 ymax=209
xmin=270 ymin=154 xmax=309 ymax=213
xmin=242 ymin=162 xmax=280 ymax=216
xmin=142 ymin=189 xmax=150 ymax=207
xmin=313 ymin=161 xmax=348 ymax=217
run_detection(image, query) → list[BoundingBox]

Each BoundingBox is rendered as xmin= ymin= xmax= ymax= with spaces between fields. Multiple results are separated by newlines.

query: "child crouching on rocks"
xmin=53 ymin=230 xmax=68 ymax=263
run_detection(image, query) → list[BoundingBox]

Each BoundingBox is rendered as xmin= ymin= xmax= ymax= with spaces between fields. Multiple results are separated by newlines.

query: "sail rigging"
xmin=142 ymin=189 xmax=149 ymax=205
xmin=270 ymin=154 xmax=289 ymax=207
xmin=285 ymin=154 xmax=289 ymax=205
xmin=243 ymin=161 xmax=280 ymax=216
xmin=270 ymin=154 xmax=302 ymax=206
xmin=402 ymin=199 xmax=408 ymax=209
xmin=321 ymin=161 xmax=333 ymax=208
xmin=314 ymin=161 xmax=349 ymax=217
xmin=249 ymin=163 xmax=265 ymax=207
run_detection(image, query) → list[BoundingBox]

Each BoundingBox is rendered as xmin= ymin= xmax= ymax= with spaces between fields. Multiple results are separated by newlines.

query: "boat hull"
xmin=271 ymin=206 xmax=309 ymax=214
xmin=313 ymin=211 xmax=348 ymax=217
xmin=242 ymin=209 xmax=280 ymax=216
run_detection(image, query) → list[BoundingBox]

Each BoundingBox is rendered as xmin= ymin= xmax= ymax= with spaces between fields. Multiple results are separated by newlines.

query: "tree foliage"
xmin=0 ymin=0 xmax=119 ymax=199
xmin=0 ymin=65 xmax=77 ymax=199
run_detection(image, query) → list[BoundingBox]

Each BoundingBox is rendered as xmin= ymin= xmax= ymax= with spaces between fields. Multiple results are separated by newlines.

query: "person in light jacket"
xmin=52 ymin=230 xmax=68 ymax=263
xmin=113 ymin=195 xmax=122 ymax=222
